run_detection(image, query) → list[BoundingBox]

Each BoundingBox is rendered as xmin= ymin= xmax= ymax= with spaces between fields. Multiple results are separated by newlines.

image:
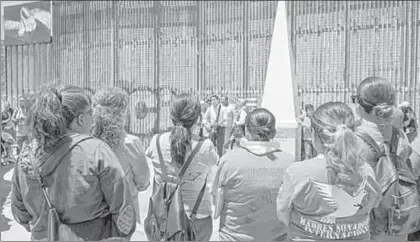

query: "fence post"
xmin=196 ymin=1 xmax=203 ymax=90
xmin=243 ymin=1 xmax=250 ymax=91
xmin=153 ymin=1 xmax=161 ymax=134
xmin=82 ymin=2 xmax=90 ymax=90
xmin=112 ymin=1 xmax=119 ymax=86
xmin=343 ymin=1 xmax=351 ymax=103
xmin=412 ymin=2 xmax=419 ymax=112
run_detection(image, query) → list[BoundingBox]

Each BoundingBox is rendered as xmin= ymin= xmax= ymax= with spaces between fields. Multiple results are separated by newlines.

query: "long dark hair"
xmin=169 ymin=93 xmax=201 ymax=167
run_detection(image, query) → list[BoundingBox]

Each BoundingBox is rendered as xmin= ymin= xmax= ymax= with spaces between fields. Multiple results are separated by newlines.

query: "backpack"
xmin=356 ymin=126 xmax=420 ymax=236
xmin=144 ymin=134 xmax=208 ymax=241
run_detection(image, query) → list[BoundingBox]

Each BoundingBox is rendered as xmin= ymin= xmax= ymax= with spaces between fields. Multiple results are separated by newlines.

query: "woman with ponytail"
xmin=276 ymin=102 xmax=382 ymax=241
xmin=212 ymin=108 xmax=294 ymax=241
xmin=355 ymin=76 xmax=420 ymax=241
xmin=145 ymin=93 xmax=219 ymax=241
xmin=11 ymin=85 xmax=136 ymax=241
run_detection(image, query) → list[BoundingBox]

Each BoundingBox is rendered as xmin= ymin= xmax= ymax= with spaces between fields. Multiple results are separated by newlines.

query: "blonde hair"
xmin=311 ymin=102 xmax=366 ymax=194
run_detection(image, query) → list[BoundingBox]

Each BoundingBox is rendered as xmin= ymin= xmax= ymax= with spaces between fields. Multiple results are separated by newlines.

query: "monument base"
xmin=272 ymin=121 xmax=301 ymax=161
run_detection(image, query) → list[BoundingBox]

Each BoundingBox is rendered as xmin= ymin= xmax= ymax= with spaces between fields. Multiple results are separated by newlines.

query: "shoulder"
xmin=76 ymin=135 xmax=105 ymax=148
xmin=74 ymin=135 xmax=114 ymax=156
xmin=273 ymin=150 xmax=295 ymax=163
xmin=361 ymin=162 xmax=375 ymax=178
xmin=284 ymin=157 xmax=325 ymax=180
xmin=123 ymin=134 xmax=144 ymax=147
xmin=198 ymin=137 xmax=215 ymax=150
xmin=217 ymin=148 xmax=246 ymax=168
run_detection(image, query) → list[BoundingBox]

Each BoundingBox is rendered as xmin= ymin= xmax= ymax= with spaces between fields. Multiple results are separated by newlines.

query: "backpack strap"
xmin=155 ymin=134 xmax=169 ymax=181
xmin=190 ymin=173 xmax=208 ymax=222
xmin=355 ymin=127 xmax=382 ymax=156
xmin=389 ymin=126 xmax=399 ymax=155
xmin=215 ymin=104 xmax=222 ymax=124
xmin=30 ymin=134 xmax=94 ymax=210
xmin=178 ymin=138 xmax=206 ymax=178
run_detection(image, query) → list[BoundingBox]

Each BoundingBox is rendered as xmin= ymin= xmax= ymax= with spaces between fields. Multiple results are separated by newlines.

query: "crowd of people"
xmin=1 ymin=96 xmax=29 ymax=166
xmin=2 ymin=75 xmax=420 ymax=241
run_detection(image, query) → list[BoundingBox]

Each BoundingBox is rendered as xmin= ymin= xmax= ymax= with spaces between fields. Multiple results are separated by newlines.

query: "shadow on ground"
xmin=0 ymin=163 xmax=14 ymax=233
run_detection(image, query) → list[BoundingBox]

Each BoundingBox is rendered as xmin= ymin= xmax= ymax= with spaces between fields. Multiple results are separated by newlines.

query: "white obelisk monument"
xmin=261 ymin=1 xmax=300 ymax=158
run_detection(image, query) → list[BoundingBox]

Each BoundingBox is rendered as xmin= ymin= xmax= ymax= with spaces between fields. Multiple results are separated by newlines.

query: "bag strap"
xmin=155 ymin=134 xmax=169 ymax=181
xmin=355 ymin=127 xmax=382 ymax=156
xmin=30 ymin=134 xmax=94 ymax=210
xmin=190 ymin=173 xmax=208 ymax=221
xmin=215 ymin=105 xmax=222 ymax=124
xmin=179 ymin=138 xmax=206 ymax=178
xmin=156 ymin=134 xmax=206 ymax=179
xmin=389 ymin=126 xmax=399 ymax=155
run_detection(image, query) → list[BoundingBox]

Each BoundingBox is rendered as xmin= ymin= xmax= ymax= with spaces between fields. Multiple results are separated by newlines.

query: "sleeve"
xmin=129 ymin=138 xmax=151 ymax=192
xmin=10 ymin=162 xmax=31 ymax=232
xmin=276 ymin=169 xmax=294 ymax=227
xmin=145 ymin=135 xmax=156 ymax=159
xmin=211 ymin=156 xmax=232 ymax=220
xmin=204 ymin=108 xmax=211 ymax=124
xmin=95 ymin=143 xmax=136 ymax=237
xmin=237 ymin=110 xmax=247 ymax=125
xmin=204 ymin=140 xmax=220 ymax=189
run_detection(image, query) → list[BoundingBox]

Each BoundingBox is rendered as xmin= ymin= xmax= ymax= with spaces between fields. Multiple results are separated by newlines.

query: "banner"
xmin=3 ymin=1 xmax=51 ymax=45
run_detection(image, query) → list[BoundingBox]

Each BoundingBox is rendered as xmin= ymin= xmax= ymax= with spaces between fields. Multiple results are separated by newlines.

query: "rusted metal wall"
xmin=289 ymin=1 xmax=420 ymax=113
xmin=4 ymin=1 xmax=276 ymax=143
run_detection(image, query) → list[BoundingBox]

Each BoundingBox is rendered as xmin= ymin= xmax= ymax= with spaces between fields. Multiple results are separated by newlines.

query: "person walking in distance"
xmin=204 ymin=95 xmax=225 ymax=156
xmin=297 ymin=104 xmax=316 ymax=160
xmin=12 ymin=96 xmax=28 ymax=153
xmin=220 ymin=96 xmax=236 ymax=150
xmin=91 ymin=87 xmax=151 ymax=225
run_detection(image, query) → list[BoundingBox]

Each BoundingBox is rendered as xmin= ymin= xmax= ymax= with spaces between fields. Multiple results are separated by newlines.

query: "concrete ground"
xmin=1 ymin=160 xmax=220 ymax=241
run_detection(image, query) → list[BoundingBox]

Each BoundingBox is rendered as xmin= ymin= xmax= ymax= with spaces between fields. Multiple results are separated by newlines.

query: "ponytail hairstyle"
xmin=311 ymin=102 xmax=366 ymax=194
xmin=91 ymin=87 xmax=128 ymax=150
xmin=245 ymin=108 xmax=276 ymax=141
xmin=27 ymin=85 xmax=91 ymax=153
xmin=356 ymin=76 xmax=396 ymax=120
xmin=169 ymin=93 xmax=201 ymax=167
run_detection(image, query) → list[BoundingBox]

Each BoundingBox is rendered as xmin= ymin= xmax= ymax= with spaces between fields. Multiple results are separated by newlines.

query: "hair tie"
xmin=336 ymin=124 xmax=347 ymax=130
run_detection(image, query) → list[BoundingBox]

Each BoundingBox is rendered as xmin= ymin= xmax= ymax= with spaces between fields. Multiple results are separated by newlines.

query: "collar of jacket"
xmin=239 ymin=140 xmax=281 ymax=156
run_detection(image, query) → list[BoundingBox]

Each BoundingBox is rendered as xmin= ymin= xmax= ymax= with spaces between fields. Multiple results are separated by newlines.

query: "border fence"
xmin=3 ymin=1 xmax=420 ymax=143
xmin=3 ymin=1 xmax=276 ymax=143
xmin=291 ymin=1 xmax=420 ymax=112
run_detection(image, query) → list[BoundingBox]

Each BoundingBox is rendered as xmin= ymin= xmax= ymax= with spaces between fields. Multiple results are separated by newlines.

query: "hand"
xmin=23 ymin=223 xmax=31 ymax=232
